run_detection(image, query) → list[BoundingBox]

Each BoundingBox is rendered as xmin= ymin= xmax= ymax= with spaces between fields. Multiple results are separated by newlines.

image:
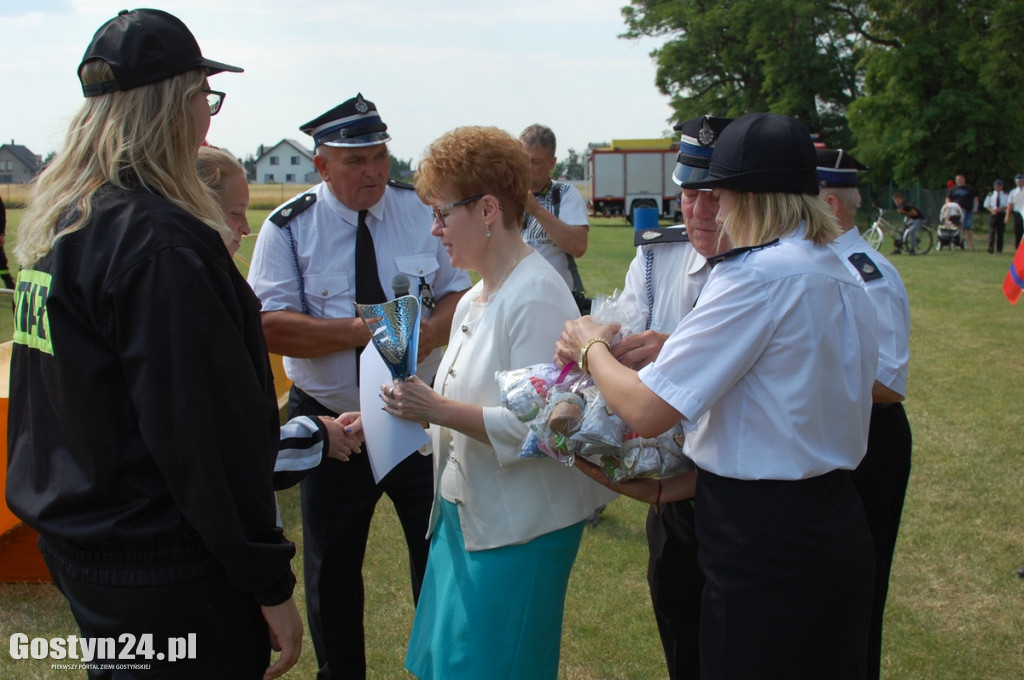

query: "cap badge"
xmin=355 ymin=94 xmax=369 ymax=113
xmin=697 ymin=117 xmax=716 ymax=146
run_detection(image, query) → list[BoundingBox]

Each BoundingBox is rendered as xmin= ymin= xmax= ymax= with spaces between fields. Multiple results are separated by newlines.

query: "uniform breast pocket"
xmin=393 ymin=254 xmax=440 ymax=283
xmin=394 ymin=254 xmax=441 ymax=309
xmin=303 ymin=273 xmax=352 ymax=318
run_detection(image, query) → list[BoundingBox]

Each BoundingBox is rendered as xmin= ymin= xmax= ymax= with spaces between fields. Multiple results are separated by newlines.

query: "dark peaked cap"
xmin=816 ymin=148 xmax=869 ymax=188
xmin=300 ymin=93 xmax=392 ymax=148
xmin=681 ymin=113 xmax=819 ymax=195
xmin=671 ymin=115 xmax=733 ymax=186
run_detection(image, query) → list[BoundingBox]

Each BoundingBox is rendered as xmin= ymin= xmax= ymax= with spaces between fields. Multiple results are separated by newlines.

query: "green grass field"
xmin=1 ymin=205 xmax=1024 ymax=679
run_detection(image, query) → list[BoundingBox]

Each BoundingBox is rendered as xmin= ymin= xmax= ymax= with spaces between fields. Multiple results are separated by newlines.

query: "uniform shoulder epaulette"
xmin=848 ymin=252 xmax=883 ymax=282
xmin=707 ymin=239 xmax=781 ymax=268
xmin=388 ymin=179 xmax=415 ymax=191
xmin=634 ymin=228 xmax=691 ymax=247
xmin=269 ymin=193 xmax=317 ymax=227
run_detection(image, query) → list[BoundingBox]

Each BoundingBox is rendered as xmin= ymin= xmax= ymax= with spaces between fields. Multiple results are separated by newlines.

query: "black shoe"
xmin=890 ymin=249 xmax=902 ymax=255
xmin=1017 ymin=564 xmax=1024 ymax=578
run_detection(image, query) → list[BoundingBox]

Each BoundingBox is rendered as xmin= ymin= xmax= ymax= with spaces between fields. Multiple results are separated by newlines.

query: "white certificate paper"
xmin=358 ymin=346 xmax=429 ymax=484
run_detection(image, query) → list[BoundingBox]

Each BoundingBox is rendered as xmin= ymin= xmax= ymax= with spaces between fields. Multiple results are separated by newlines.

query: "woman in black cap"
xmin=560 ymin=113 xmax=877 ymax=679
xmin=6 ymin=9 xmax=301 ymax=679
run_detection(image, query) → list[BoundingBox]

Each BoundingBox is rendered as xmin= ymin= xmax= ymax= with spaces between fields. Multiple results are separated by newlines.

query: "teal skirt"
xmin=405 ymin=499 xmax=585 ymax=680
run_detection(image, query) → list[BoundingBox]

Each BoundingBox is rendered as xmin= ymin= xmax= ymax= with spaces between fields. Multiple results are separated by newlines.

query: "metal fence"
xmin=859 ymin=184 xmax=954 ymax=228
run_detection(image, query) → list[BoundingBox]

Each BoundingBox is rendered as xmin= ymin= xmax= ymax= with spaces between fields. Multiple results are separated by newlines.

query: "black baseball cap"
xmin=671 ymin=115 xmax=733 ymax=186
xmin=79 ymin=9 xmax=243 ymax=97
xmin=681 ymin=113 xmax=819 ymax=195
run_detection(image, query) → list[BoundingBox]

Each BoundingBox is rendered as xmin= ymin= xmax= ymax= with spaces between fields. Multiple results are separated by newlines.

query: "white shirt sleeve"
xmin=557 ymin=184 xmax=589 ymax=227
xmin=248 ymin=214 xmax=304 ymax=313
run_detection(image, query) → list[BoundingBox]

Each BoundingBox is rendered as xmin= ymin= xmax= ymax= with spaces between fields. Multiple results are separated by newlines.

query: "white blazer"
xmin=427 ymin=251 xmax=618 ymax=551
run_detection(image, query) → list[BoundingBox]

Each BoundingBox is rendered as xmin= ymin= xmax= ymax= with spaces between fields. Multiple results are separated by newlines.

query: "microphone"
xmin=392 ymin=273 xmax=411 ymax=298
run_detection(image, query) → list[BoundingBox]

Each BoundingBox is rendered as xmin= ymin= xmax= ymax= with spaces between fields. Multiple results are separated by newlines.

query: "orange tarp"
xmin=0 ymin=340 xmax=51 ymax=582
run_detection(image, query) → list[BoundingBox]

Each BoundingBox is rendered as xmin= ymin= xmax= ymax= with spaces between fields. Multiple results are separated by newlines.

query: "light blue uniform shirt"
xmin=248 ymin=181 xmax=471 ymax=413
xmin=639 ymin=225 xmax=878 ymax=480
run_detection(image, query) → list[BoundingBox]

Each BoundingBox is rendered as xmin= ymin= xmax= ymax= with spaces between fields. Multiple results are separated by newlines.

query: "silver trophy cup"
xmin=355 ymin=295 xmax=421 ymax=380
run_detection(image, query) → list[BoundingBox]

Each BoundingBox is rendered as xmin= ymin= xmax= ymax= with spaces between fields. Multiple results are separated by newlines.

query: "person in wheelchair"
xmin=937 ymin=197 xmax=965 ymax=251
xmin=892 ymin=192 xmax=924 ymax=254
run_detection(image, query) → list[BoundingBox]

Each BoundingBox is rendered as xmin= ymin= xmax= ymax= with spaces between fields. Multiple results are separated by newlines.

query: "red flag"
xmin=1002 ymin=239 xmax=1024 ymax=304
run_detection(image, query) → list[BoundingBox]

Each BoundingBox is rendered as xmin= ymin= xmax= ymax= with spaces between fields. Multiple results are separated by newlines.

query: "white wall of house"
xmin=254 ymin=139 xmax=316 ymax=184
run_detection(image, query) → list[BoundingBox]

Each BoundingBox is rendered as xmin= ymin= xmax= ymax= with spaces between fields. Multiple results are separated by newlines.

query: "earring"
xmin=485 ymin=221 xmax=491 ymax=238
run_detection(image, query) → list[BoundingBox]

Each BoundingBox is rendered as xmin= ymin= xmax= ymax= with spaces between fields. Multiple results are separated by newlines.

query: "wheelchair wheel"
xmin=906 ymin=226 xmax=933 ymax=255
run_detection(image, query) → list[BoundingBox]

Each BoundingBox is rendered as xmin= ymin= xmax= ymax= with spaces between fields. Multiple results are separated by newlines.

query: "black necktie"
xmin=354 ymin=209 xmax=386 ymax=378
xmin=355 ymin=209 xmax=386 ymax=305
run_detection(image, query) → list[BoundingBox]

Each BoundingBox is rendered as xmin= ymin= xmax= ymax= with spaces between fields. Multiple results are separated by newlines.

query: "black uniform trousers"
xmin=988 ymin=213 xmax=1007 ymax=253
xmin=695 ymin=469 xmax=874 ymax=680
xmin=1011 ymin=211 xmax=1024 ymax=250
xmin=288 ymin=386 xmax=433 ymax=680
xmin=646 ymin=500 xmax=703 ymax=680
xmin=851 ymin=402 xmax=913 ymax=680
xmin=40 ymin=535 xmax=269 ymax=679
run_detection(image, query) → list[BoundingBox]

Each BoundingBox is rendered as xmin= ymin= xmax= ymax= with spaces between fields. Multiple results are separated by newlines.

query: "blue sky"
xmin=0 ymin=0 xmax=674 ymax=165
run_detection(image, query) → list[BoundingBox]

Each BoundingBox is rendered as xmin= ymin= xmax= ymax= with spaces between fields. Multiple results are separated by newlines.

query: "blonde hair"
xmin=723 ymin=191 xmax=840 ymax=248
xmin=415 ymin=126 xmax=531 ymax=227
xmin=197 ymin=146 xmax=246 ymax=201
xmin=15 ymin=63 xmax=229 ymax=266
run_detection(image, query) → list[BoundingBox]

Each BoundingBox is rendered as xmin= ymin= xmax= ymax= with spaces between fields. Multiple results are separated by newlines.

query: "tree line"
xmin=620 ymin=0 xmax=1024 ymax=188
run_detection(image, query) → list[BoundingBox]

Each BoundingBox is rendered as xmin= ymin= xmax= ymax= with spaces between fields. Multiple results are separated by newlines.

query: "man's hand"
xmin=524 ymin=191 xmax=544 ymax=219
xmin=261 ymin=598 xmax=302 ymax=680
xmin=612 ymin=330 xmax=669 ymax=371
xmin=418 ymin=316 xmax=444 ymax=362
xmin=523 ymin=191 xmax=588 ymax=257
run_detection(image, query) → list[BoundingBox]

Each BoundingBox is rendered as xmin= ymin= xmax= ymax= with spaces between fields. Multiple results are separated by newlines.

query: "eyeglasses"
xmin=202 ymin=89 xmax=226 ymax=116
xmin=431 ymin=195 xmax=484 ymax=228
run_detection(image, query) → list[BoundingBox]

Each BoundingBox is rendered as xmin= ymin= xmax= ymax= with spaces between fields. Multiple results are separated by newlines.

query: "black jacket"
xmin=6 ymin=184 xmax=295 ymax=605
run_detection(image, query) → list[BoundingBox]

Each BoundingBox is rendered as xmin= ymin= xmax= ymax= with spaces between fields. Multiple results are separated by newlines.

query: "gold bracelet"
xmin=579 ymin=337 xmax=610 ymax=375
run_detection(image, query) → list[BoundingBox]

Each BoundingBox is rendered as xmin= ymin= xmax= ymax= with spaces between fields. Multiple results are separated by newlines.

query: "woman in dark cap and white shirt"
xmin=561 ymin=113 xmax=878 ymax=679
xmin=6 ymin=10 xmax=301 ymax=678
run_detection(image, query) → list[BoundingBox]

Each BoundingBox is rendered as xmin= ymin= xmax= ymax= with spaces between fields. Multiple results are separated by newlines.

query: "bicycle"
xmin=862 ymin=207 xmax=932 ymax=255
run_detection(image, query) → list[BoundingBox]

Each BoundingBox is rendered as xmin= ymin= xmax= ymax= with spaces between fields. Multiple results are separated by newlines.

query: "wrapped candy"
xmin=546 ymin=391 xmax=585 ymax=436
xmin=526 ymin=417 xmax=578 ymax=464
xmin=518 ymin=429 xmax=545 ymax=459
xmin=525 ymin=383 xmax=584 ymax=464
xmin=496 ymin=363 xmax=563 ymax=422
xmin=500 ymin=362 xmax=585 ymax=463
xmin=571 ymin=385 xmax=626 ymax=450
xmin=601 ymin=424 xmax=694 ymax=482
